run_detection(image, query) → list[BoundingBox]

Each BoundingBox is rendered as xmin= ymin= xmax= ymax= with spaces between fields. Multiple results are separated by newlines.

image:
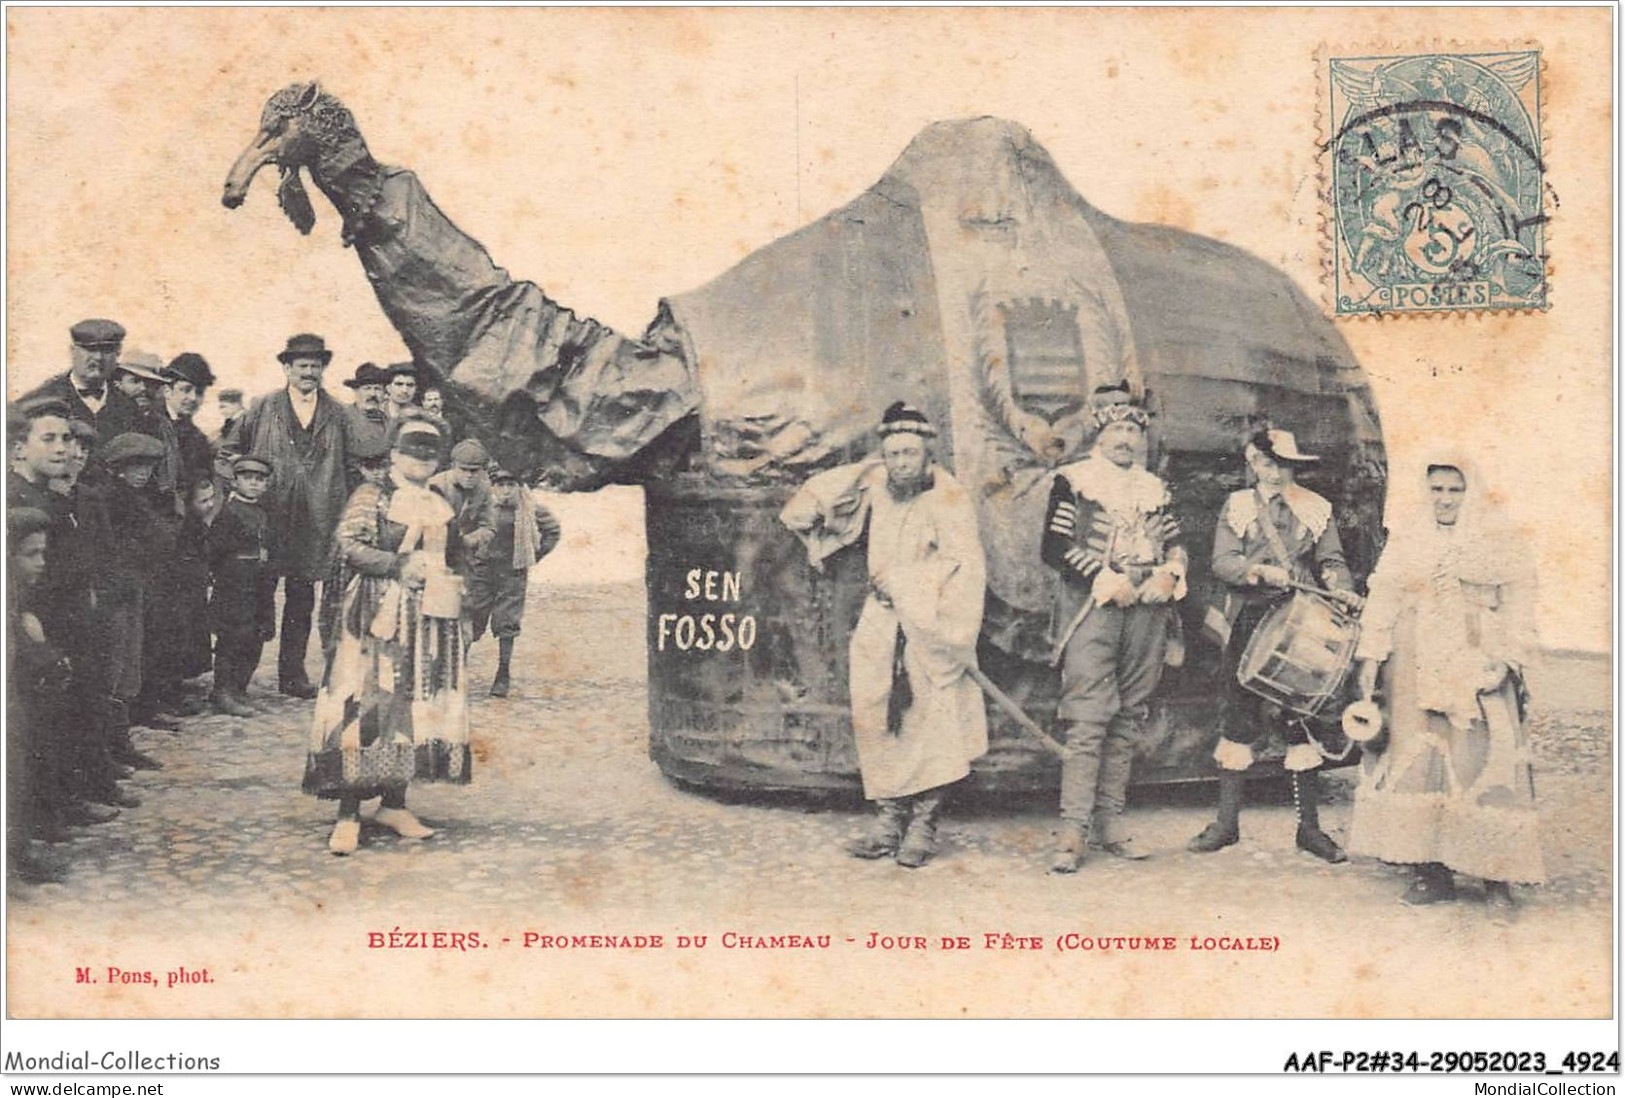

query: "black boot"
xmin=1292 ymin=770 xmax=1346 ymax=863
xmin=1189 ymin=771 xmax=1244 ymax=853
xmin=490 ymin=637 xmax=514 ymax=698
xmin=895 ymin=791 xmax=943 ymax=869
xmin=847 ymin=798 xmax=909 ymax=859
xmin=1401 ymin=862 xmax=1457 ymax=905
xmin=110 ymin=728 xmax=162 ymax=771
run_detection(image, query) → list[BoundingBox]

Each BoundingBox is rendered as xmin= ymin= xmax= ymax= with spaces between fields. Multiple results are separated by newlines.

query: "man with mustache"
xmin=21 ymin=319 xmax=136 ymax=445
xmin=1041 ymin=383 xmax=1187 ymax=873
xmin=227 ymin=334 xmax=351 ymax=699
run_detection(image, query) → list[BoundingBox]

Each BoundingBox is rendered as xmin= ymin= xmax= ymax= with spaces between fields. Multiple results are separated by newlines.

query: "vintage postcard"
xmin=1 ymin=5 xmax=1613 ymax=1047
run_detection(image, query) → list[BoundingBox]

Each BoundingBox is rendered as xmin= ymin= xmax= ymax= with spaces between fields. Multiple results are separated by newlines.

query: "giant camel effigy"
xmin=223 ymin=82 xmax=1386 ymax=794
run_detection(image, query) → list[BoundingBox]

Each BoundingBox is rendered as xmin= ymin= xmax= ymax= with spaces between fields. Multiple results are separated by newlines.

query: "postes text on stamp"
xmin=1325 ymin=49 xmax=1546 ymax=316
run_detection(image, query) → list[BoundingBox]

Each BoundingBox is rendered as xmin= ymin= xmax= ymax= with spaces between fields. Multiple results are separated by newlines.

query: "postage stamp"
xmin=1324 ymin=49 xmax=1547 ymax=316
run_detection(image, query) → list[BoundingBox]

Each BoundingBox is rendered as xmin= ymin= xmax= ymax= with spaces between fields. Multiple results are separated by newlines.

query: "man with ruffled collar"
xmin=1188 ymin=428 xmax=1362 ymax=863
xmin=1041 ymin=383 xmax=1187 ymax=873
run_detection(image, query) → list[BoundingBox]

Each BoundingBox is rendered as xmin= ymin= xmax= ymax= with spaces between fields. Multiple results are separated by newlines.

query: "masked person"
xmin=1188 ymin=429 xmax=1362 ymax=863
xmin=1041 ymin=384 xmax=1187 ymax=873
xmin=781 ymin=402 xmax=988 ymax=869
xmin=305 ymin=417 xmax=471 ymax=856
xmin=1348 ymin=458 xmax=1543 ymax=911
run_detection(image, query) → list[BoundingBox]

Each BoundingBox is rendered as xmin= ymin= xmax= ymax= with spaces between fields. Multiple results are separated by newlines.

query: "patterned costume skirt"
xmin=303 ymin=572 xmax=471 ymax=799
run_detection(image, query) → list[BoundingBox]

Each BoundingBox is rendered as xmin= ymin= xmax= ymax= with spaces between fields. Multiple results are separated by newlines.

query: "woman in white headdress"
xmin=1348 ymin=456 xmax=1544 ymax=909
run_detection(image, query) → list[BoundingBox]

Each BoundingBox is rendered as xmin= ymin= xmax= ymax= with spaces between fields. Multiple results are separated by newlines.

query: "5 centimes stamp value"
xmin=1325 ymin=49 xmax=1547 ymax=316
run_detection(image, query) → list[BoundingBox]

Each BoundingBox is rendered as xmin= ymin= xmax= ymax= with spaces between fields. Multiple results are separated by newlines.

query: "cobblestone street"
xmin=6 ymin=583 xmax=1612 ymax=1018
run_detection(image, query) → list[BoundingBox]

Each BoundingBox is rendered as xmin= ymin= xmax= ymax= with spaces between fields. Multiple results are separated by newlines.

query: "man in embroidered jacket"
xmin=1040 ymin=384 xmax=1187 ymax=873
xmin=1187 ymin=429 xmax=1360 ymax=863
xmin=780 ymin=402 xmax=988 ymax=869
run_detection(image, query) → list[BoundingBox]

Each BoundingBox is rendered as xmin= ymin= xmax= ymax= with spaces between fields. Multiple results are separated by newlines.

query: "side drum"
xmin=1236 ymin=591 xmax=1360 ymax=718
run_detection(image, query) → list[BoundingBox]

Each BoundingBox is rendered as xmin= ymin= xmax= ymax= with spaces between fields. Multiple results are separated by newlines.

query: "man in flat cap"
xmin=227 ymin=334 xmax=350 ymax=698
xmin=1187 ymin=428 xmax=1363 ymax=863
xmin=1041 ymin=383 xmax=1188 ymax=873
xmin=20 ymin=319 xmax=136 ymax=445
xmin=781 ymin=401 xmax=989 ymax=869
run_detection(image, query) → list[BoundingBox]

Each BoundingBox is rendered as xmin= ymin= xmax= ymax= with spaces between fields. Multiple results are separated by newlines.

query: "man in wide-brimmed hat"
xmin=226 ymin=334 xmax=350 ymax=698
xmin=1040 ymin=383 xmax=1188 ymax=874
xmin=1188 ymin=427 xmax=1364 ymax=863
xmin=340 ymin=362 xmax=390 ymax=488
xmin=781 ymin=400 xmax=989 ymax=869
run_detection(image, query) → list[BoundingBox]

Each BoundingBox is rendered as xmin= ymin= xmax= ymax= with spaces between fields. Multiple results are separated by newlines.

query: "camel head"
xmin=222 ymin=81 xmax=372 ymax=235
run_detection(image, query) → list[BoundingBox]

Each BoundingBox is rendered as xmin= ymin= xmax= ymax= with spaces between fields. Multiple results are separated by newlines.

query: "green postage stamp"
xmin=1325 ymin=49 xmax=1547 ymax=316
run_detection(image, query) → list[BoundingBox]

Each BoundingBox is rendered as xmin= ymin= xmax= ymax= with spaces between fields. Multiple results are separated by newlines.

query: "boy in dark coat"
xmin=466 ymin=468 xmax=561 ymax=697
xmin=208 ymin=455 xmax=278 ymax=717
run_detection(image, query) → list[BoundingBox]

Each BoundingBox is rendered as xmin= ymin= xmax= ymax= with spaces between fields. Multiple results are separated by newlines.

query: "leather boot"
xmin=895 ymin=791 xmax=943 ymax=869
xmin=1092 ymin=811 xmax=1150 ymax=860
xmin=1400 ymin=862 xmax=1456 ymax=905
xmin=1189 ymin=771 xmax=1244 ymax=852
xmin=110 ymin=729 xmax=162 ymax=771
xmin=1292 ymin=770 xmax=1346 ymax=863
xmin=847 ymin=798 xmax=909 ymax=859
xmin=490 ymin=637 xmax=514 ymax=698
xmin=1049 ymin=819 xmax=1089 ymax=874
xmin=211 ymin=690 xmax=256 ymax=718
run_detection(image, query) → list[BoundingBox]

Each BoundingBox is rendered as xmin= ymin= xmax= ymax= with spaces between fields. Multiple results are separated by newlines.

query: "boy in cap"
xmin=207 ymin=455 xmax=279 ymax=717
xmin=465 ymin=468 xmax=562 ymax=697
xmin=84 ymin=432 xmax=168 ymax=770
xmin=429 ymin=438 xmax=497 ymax=560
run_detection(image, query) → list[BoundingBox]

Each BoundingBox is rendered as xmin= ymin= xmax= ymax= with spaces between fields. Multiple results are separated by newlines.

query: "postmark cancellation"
xmin=1322 ymin=48 xmax=1547 ymax=317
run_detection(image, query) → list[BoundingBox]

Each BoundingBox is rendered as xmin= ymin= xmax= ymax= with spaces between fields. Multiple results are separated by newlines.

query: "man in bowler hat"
xmin=226 ymin=334 xmax=352 ymax=698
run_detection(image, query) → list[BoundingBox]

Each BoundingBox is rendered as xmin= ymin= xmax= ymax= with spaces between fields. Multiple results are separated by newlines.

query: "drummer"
xmin=1187 ymin=428 xmax=1363 ymax=863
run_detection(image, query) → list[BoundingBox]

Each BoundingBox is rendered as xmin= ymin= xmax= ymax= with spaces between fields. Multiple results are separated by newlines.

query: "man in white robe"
xmin=781 ymin=402 xmax=988 ymax=868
